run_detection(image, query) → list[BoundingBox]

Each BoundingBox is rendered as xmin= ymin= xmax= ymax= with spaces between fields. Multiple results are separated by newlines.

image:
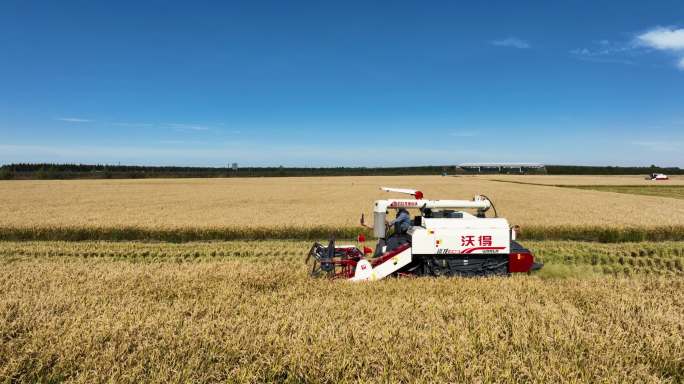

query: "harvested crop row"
xmin=526 ymin=240 xmax=684 ymax=277
xmin=570 ymin=185 xmax=684 ymax=200
xmin=1 ymin=240 xmax=682 ymax=276
xmin=487 ymin=174 xmax=684 ymax=186
xmin=487 ymin=178 xmax=684 ymax=199
xmin=0 ymin=254 xmax=682 ymax=383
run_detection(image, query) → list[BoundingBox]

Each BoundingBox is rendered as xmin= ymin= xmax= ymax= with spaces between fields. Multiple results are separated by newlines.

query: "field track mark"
xmin=488 ymin=179 xmax=684 ymax=200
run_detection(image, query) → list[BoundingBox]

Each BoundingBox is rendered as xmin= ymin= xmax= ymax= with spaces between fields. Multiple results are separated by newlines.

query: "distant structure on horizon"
xmin=457 ymin=163 xmax=546 ymax=174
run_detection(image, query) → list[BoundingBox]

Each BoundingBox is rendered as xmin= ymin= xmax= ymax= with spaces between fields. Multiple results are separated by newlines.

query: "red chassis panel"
xmin=508 ymin=251 xmax=535 ymax=273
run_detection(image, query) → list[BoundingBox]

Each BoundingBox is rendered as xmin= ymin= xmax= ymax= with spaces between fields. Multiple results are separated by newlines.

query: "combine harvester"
xmin=646 ymin=173 xmax=669 ymax=181
xmin=307 ymin=187 xmax=542 ymax=281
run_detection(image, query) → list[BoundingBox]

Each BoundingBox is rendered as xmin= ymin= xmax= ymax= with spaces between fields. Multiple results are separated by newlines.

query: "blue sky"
xmin=1 ymin=0 xmax=683 ymax=167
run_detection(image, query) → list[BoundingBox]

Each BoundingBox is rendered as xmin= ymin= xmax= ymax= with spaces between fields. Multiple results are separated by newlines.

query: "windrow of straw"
xmin=0 ymin=225 xmax=683 ymax=242
xmin=0 ymin=240 xmax=681 ymax=277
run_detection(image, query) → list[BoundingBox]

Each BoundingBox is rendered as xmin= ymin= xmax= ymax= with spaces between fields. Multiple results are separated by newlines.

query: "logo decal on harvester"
xmin=436 ymin=249 xmax=460 ymax=254
xmin=461 ymin=247 xmax=506 ymax=254
xmin=436 ymin=247 xmax=505 ymax=254
xmin=461 ymin=235 xmax=492 ymax=247
xmin=389 ymin=201 xmax=419 ymax=207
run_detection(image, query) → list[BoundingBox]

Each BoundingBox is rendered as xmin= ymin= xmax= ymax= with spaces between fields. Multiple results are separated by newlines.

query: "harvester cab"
xmin=306 ymin=187 xmax=543 ymax=281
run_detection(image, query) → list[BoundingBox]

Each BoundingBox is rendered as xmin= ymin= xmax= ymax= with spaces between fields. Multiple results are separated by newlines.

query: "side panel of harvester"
xmin=410 ymin=218 xmax=511 ymax=255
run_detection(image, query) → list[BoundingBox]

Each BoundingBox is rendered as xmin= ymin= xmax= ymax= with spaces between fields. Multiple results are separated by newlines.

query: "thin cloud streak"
xmin=53 ymin=118 xmax=225 ymax=131
xmin=55 ymin=117 xmax=94 ymax=123
xmin=112 ymin=122 xmax=212 ymax=130
xmin=569 ymin=39 xmax=642 ymax=66
xmin=111 ymin=122 xmax=154 ymax=128
xmin=490 ymin=37 xmax=530 ymax=49
xmin=163 ymin=123 xmax=211 ymax=131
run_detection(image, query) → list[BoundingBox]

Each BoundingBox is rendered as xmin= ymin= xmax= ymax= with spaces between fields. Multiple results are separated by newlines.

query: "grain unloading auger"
xmin=306 ymin=187 xmax=542 ymax=281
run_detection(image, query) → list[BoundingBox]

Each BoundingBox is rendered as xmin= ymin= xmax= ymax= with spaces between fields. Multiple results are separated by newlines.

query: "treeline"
xmin=0 ymin=163 xmax=454 ymax=180
xmin=0 ymin=163 xmax=681 ymax=180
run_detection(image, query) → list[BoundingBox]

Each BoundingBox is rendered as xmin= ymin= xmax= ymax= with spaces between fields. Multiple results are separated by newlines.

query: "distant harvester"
xmin=457 ymin=163 xmax=546 ymax=174
xmin=646 ymin=173 xmax=669 ymax=180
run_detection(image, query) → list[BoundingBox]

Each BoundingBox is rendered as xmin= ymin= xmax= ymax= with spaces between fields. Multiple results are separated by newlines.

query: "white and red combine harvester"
xmin=306 ymin=187 xmax=543 ymax=281
xmin=646 ymin=173 xmax=669 ymax=181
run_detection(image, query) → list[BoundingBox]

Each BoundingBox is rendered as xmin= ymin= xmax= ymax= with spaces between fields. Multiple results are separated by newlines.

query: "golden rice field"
xmin=1 ymin=241 xmax=682 ymax=383
xmin=487 ymin=174 xmax=684 ymax=186
xmin=1 ymin=172 xmax=683 ymax=383
xmin=0 ymin=176 xmax=683 ymax=232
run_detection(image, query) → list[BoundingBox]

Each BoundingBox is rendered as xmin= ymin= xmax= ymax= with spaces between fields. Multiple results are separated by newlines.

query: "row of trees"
xmin=0 ymin=163 xmax=681 ymax=180
xmin=0 ymin=163 xmax=454 ymax=180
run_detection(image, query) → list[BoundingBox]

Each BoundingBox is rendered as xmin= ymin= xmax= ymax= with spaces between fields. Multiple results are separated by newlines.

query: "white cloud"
xmin=636 ymin=27 xmax=684 ymax=50
xmin=490 ymin=37 xmax=530 ymax=49
xmin=569 ymin=40 xmax=639 ymax=66
xmin=55 ymin=117 xmax=93 ymax=123
xmin=570 ymin=28 xmax=684 ymax=70
xmin=636 ymin=26 xmax=684 ymax=70
xmin=570 ymin=48 xmax=591 ymax=55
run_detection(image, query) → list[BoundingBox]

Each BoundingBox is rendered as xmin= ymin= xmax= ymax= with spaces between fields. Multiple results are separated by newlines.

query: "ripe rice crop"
xmin=1 ymin=175 xmax=681 ymax=382
xmin=0 ymin=176 xmax=683 ymax=244
xmin=0 ymin=243 xmax=682 ymax=383
xmin=1 ymin=176 xmax=683 ymax=230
